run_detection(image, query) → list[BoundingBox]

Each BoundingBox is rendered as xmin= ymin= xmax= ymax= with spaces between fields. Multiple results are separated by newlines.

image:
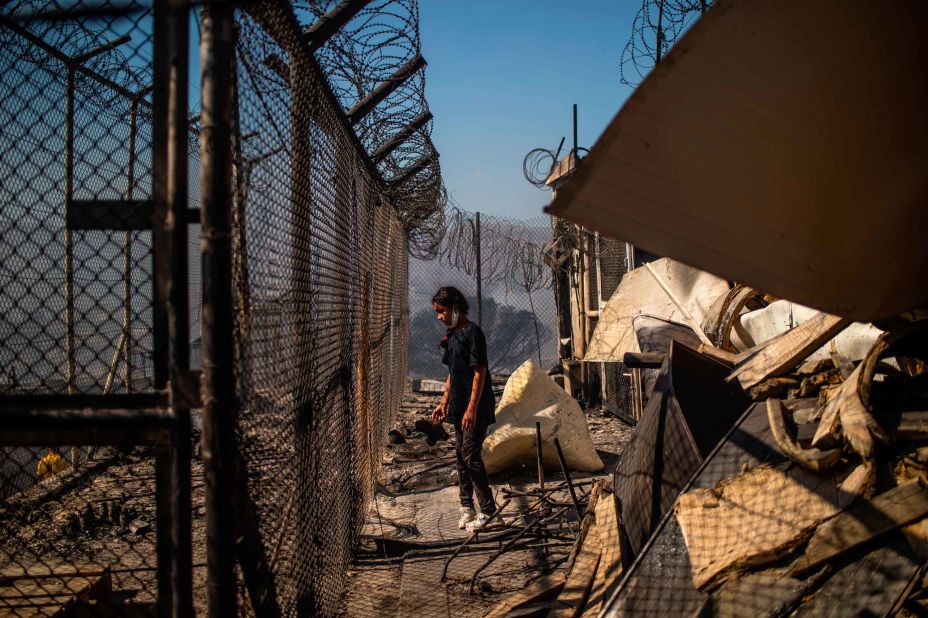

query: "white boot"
xmin=457 ymin=507 xmax=476 ymax=529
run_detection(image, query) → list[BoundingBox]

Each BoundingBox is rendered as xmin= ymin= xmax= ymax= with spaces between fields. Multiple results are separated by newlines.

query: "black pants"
xmin=454 ymin=423 xmax=496 ymax=514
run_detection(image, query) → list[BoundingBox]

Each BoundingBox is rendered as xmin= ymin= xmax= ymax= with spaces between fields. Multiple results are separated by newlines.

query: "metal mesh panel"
xmin=0 ymin=2 xmax=199 ymax=614
xmin=408 ymin=208 xmax=559 ymax=378
xmin=0 ymin=3 xmax=158 ymax=395
xmin=596 ymin=235 xmax=634 ymax=416
xmin=231 ymin=7 xmax=409 ymax=615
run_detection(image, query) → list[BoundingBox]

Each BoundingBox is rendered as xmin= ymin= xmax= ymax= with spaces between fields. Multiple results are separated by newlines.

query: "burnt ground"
xmin=0 ymin=448 xmax=210 ymax=615
xmin=338 ymin=376 xmax=634 ymax=617
xmin=0 ymin=377 xmax=631 ymax=617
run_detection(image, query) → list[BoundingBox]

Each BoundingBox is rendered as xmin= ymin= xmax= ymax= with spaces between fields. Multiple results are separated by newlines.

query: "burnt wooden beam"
xmin=346 ymin=53 xmax=426 ymax=126
xmin=371 ymin=110 xmax=432 ymax=164
xmin=305 ymin=0 xmax=373 ymax=52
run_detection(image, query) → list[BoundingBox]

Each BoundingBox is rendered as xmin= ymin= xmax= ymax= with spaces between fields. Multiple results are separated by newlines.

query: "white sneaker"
xmin=465 ymin=511 xmax=494 ymax=532
xmin=457 ymin=507 xmax=476 ymax=529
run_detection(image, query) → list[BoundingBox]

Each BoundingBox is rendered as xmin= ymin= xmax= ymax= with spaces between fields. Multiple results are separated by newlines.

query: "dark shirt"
xmin=441 ymin=322 xmax=496 ymax=427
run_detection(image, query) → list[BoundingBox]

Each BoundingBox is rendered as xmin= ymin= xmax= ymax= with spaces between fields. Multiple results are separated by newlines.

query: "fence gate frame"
xmin=0 ymin=1 xmax=196 ymax=615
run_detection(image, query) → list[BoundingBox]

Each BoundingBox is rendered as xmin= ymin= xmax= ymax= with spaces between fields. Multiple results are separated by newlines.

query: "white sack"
xmin=482 ymin=360 xmax=603 ymax=474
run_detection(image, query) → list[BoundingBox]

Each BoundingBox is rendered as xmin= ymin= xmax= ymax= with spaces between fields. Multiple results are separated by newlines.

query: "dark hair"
xmin=431 ymin=286 xmax=469 ymax=315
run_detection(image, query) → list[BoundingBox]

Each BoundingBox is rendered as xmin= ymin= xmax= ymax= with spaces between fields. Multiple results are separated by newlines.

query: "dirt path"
xmin=339 ymin=378 xmax=633 ymax=617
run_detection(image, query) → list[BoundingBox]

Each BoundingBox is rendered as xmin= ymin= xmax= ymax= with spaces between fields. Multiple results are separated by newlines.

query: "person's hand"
xmin=431 ymin=401 xmax=447 ymax=425
xmin=461 ymin=408 xmax=476 ymax=431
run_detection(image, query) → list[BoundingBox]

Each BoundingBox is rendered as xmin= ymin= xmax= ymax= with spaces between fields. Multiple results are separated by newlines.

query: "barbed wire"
xmin=0 ymin=1 xmax=154 ymax=120
xmin=296 ymin=0 xmax=447 ymax=253
xmin=619 ymin=0 xmax=711 ymax=87
xmin=438 ymin=199 xmax=554 ymax=295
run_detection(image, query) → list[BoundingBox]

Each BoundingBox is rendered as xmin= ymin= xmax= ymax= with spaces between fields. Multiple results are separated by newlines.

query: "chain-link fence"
xmin=0 ymin=2 xmax=185 ymax=614
xmin=408 ymin=207 xmax=559 ymax=380
xmin=2 ymin=0 xmax=427 ymax=615
xmin=229 ymin=8 xmax=409 ymax=613
xmin=407 ymin=205 xmax=642 ymax=422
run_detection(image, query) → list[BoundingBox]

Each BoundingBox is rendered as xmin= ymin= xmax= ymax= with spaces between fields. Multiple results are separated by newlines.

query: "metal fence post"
xmin=153 ymin=0 xmax=193 ymax=614
xmin=64 ymin=66 xmax=76 ymax=400
xmin=474 ymin=211 xmax=482 ymax=325
xmin=199 ymin=2 xmax=237 ymax=616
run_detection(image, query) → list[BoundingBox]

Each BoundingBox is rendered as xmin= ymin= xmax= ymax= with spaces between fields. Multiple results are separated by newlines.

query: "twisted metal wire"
xmin=619 ymin=0 xmax=711 ymax=87
xmin=0 ymin=0 xmax=154 ymax=119
xmin=295 ymin=0 xmax=447 ymax=253
xmin=439 ymin=200 xmax=554 ymax=296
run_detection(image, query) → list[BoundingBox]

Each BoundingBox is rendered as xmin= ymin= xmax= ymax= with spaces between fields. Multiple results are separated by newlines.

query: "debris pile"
xmin=537 ymin=1 xmax=928 ymax=612
xmin=486 ymin=255 xmax=927 ymax=615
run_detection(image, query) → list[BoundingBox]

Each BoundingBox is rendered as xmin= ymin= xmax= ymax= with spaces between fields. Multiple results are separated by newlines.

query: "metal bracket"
xmin=305 ymin=0 xmax=373 ymax=52
xmin=346 ymin=54 xmax=426 ymax=125
xmin=371 ymin=110 xmax=432 ymax=164
xmin=66 ymin=199 xmax=200 ymax=230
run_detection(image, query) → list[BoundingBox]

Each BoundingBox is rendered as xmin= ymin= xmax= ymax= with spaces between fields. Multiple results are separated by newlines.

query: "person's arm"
xmin=461 ymin=366 xmax=486 ymax=431
xmin=431 ymin=374 xmax=451 ymax=424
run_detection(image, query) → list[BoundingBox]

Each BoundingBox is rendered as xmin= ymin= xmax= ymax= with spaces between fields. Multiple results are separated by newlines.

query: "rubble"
xmin=528 ymin=1 xmax=928 ymax=614
xmin=480 ymin=264 xmax=927 ymax=616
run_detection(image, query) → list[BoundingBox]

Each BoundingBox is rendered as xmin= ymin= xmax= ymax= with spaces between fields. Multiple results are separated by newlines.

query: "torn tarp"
xmin=585 ymin=258 xmax=729 ymax=362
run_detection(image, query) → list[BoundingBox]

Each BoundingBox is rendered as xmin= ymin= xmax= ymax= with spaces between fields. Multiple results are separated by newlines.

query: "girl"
xmin=430 ymin=286 xmax=497 ymax=531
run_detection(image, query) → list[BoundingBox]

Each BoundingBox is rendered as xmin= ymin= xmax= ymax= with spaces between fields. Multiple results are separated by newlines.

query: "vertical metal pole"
xmin=231 ymin=71 xmax=252 ymax=344
xmin=656 ymin=0 xmax=665 ymax=64
xmin=572 ymin=103 xmax=578 ymax=161
xmin=64 ymin=64 xmax=79 ymax=469
xmin=151 ymin=5 xmax=173 ymax=613
xmin=200 ymin=3 xmax=237 ymax=616
xmin=123 ymin=90 xmax=148 ymax=393
xmin=64 ymin=66 xmax=76 ymax=396
xmin=553 ymin=438 xmax=583 ymax=522
xmin=595 ymin=232 xmax=606 ymax=406
xmin=535 ymin=421 xmax=544 ymax=490
xmin=168 ymin=4 xmax=192 ymax=614
xmin=474 ymin=211 xmax=482 ymax=326
xmin=154 ymin=0 xmax=192 ymax=614
xmin=287 ymin=16 xmax=317 ymax=616
xmin=154 ymin=445 xmax=173 ymax=618
xmin=552 ymin=218 xmax=572 ymax=363
xmin=577 ymin=227 xmax=589 ymax=400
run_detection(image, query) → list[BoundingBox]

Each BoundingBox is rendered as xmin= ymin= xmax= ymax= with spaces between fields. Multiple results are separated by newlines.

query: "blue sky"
xmin=419 ymin=1 xmax=640 ymax=219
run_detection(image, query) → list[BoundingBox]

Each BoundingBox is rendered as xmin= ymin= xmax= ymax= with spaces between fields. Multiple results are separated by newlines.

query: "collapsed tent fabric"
xmin=482 ymin=360 xmax=603 ymax=474
xmin=585 ymin=258 xmax=729 ymax=362
xmin=732 ymin=300 xmax=883 ymax=361
xmin=546 ymin=0 xmax=928 ymax=322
